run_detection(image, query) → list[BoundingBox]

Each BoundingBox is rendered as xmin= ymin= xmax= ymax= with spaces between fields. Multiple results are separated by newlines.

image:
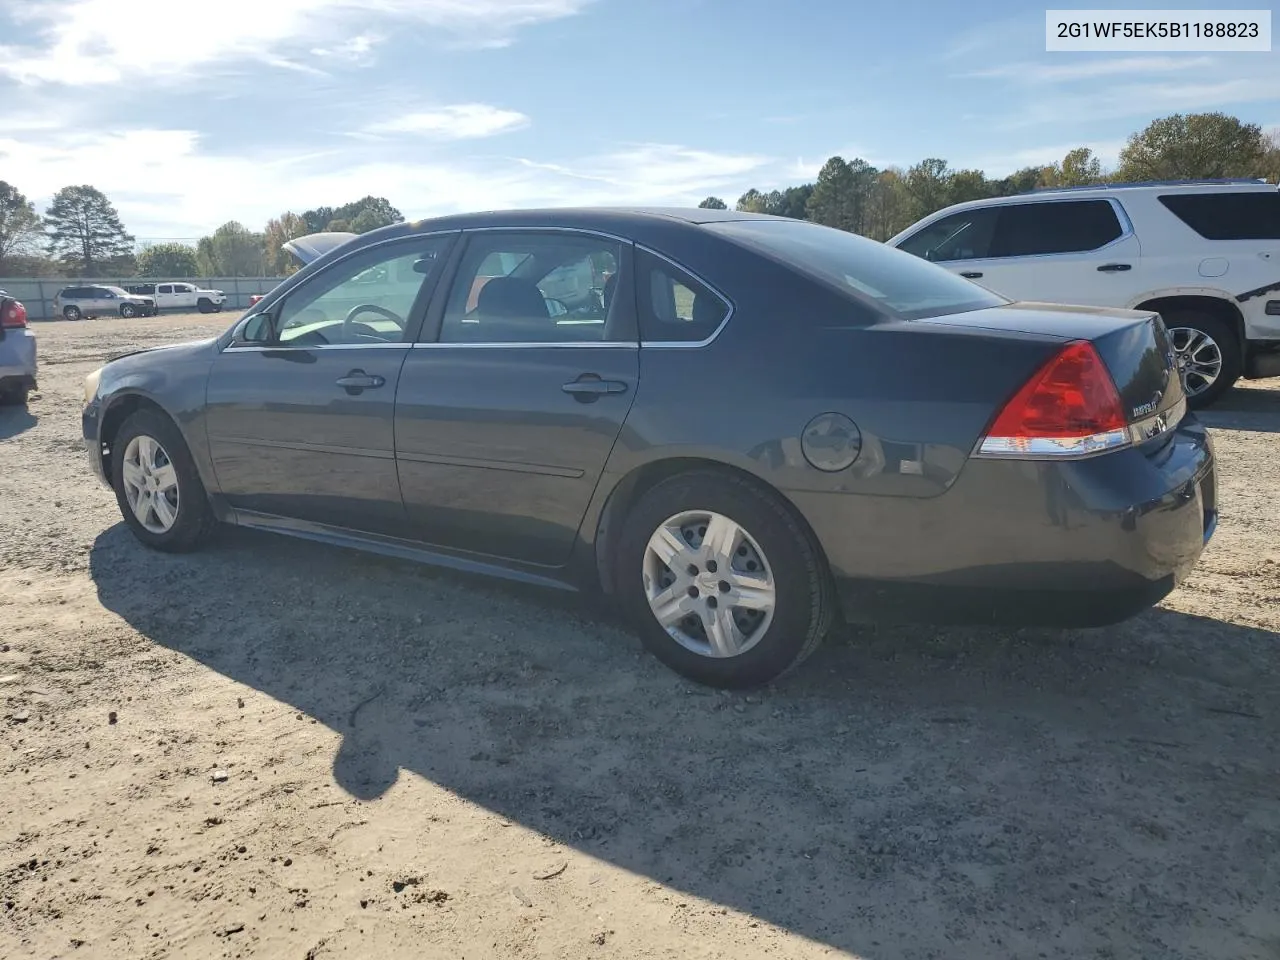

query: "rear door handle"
xmin=1097 ymin=263 xmax=1132 ymax=272
xmin=562 ymin=376 xmax=628 ymax=401
xmin=335 ymin=370 xmax=385 ymax=389
xmin=959 ymin=271 xmax=983 ymax=279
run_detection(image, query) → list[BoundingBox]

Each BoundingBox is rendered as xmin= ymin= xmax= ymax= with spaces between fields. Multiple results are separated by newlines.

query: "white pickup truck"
xmin=125 ymin=281 xmax=226 ymax=313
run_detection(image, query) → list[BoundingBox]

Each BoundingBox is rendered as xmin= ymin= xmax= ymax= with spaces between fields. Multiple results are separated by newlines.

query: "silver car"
xmin=0 ymin=290 xmax=37 ymax=405
xmin=54 ymin=284 xmax=157 ymax=320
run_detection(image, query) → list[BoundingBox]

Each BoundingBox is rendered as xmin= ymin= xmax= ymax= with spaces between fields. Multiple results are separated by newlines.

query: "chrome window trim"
xmin=224 ymin=341 xmax=412 ymax=353
xmin=412 ymin=341 xmax=638 ymax=350
xmin=633 ymin=243 xmax=734 ymax=349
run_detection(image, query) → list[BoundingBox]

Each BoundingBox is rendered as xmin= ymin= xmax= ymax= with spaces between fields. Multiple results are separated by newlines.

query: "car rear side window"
xmin=635 ymin=249 xmax=729 ymax=344
xmin=1158 ymin=191 xmax=1280 ymax=240
xmin=437 ymin=232 xmax=623 ymax=344
xmin=707 ymin=218 xmax=1007 ymax=320
xmin=987 ymin=200 xmax=1123 ymax=257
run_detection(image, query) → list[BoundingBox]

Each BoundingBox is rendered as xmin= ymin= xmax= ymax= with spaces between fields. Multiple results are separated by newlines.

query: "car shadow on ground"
xmin=0 ymin=404 xmax=36 ymax=440
xmin=1199 ymin=385 xmax=1280 ymax=433
xmin=88 ymin=523 xmax=1280 ymax=959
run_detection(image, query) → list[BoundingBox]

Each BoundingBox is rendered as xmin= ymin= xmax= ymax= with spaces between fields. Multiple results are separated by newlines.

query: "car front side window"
xmin=897 ymin=208 xmax=1000 ymax=262
xmin=267 ymin=236 xmax=454 ymax=347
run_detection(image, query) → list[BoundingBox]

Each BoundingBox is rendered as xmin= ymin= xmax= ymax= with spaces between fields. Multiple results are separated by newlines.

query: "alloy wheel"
xmin=1168 ymin=325 xmax=1223 ymax=398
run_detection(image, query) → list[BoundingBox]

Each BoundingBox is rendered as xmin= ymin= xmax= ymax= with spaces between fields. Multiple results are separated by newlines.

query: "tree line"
xmin=700 ymin=112 xmax=1280 ymax=239
xmin=2 ymin=112 xmax=1277 ymax=279
xmin=0 ymin=189 xmax=405 ymax=278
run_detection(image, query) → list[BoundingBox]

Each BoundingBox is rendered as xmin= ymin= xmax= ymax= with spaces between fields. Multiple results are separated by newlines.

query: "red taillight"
xmin=977 ymin=340 xmax=1130 ymax=458
xmin=1 ymin=299 xmax=27 ymax=329
xmin=249 ymin=294 xmax=264 ymax=306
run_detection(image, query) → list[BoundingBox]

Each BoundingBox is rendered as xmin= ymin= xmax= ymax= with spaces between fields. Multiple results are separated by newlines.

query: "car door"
xmin=394 ymin=229 xmax=639 ymax=566
xmin=896 ymin=199 xmax=1140 ymax=306
xmin=153 ymin=284 xmax=174 ymax=309
xmin=203 ymin=233 xmax=458 ymax=536
xmin=173 ymin=283 xmax=197 ymax=309
xmin=89 ymin=287 xmax=115 ymax=315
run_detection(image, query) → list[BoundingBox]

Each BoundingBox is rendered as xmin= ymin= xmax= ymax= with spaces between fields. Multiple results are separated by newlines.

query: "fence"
xmin=0 ymin=277 xmax=289 ymax=321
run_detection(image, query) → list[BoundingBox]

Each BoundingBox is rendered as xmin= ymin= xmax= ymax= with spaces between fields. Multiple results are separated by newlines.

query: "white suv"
xmin=888 ymin=180 xmax=1280 ymax=407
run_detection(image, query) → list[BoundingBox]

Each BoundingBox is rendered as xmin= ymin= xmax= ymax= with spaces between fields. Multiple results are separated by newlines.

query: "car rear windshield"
xmin=1158 ymin=191 xmax=1280 ymax=240
xmin=705 ymin=218 xmax=1008 ymax=320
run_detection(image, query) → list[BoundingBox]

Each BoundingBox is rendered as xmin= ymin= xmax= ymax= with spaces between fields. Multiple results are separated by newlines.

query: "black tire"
xmin=0 ymin=386 xmax=29 ymax=406
xmin=615 ymin=470 xmax=834 ymax=689
xmin=110 ymin=409 xmax=216 ymax=553
xmin=197 ymin=298 xmax=213 ymax=314
xmin=119 ymin=303 xmax=136 ymax=318
xmin=63 ymin=306 xmax=81 ymax=321
xmin=1163 ymin=310 xmax=1241 ymax=410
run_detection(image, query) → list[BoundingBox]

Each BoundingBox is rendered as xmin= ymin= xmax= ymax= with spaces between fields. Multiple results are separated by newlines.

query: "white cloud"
xmin=961 ymin=55 xmax=1215 ymax=83
xmin=364 ymin=105 xmax=531 ymax=140
xmin=0 ymin=0 xmax=593 ymax=85
xmin=0 ymin=125 xmax=775 ymax=239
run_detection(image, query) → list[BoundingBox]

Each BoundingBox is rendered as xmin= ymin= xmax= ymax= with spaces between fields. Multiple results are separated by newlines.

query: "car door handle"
xmin=335 ymin=371 xmax=385 ymax=389
xmin=959 ymin=271 xmax=983 ymax=279
xmin=1097 ymin=263 xmax=1132 ymax=272
xmin=562 ymin=376 xmax=628 ymax=401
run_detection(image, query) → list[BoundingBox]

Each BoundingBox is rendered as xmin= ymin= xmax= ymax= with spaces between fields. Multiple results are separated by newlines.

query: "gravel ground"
xmin=2 ymin=312 xmax=1279 ymax=960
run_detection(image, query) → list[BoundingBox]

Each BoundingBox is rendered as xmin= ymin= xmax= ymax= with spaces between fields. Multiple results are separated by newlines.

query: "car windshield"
xmin=705 ymin=218 xmax=1009 ymax=320
xmin=103 ymin=286 xmax=129 ymax=296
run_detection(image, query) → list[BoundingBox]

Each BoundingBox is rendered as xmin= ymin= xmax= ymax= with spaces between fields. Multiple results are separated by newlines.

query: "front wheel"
xmin=197 ymin=298 xmax=213 ymax=314
xmin=1164 ymin=311 xmax=1241 ymax=409
xmin=119 ymin=303 xmax=137 ymax=318
xmin=616 ymin=471 xmax=834 ymax=688
xmin=111 ymin=409 xmax=215 ymax=552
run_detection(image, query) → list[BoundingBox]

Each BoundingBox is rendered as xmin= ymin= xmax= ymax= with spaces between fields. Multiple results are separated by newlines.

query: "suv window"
xmin=988 ymin=200 xmax=1123 ymax=257
xmin=438 ymin=233 xmax=622 ymax=344
xmin=1158 ymin=191 xmax=1280 ymax=240
xmin=60 ymin=287 xmax=86 ymax=298
xmin=897 ymin=208 xmax=999 ymax=262
xmin=157 ymin=284 xmax=173 ymax=294
xmin=707 ymin=218 xmax=1007 ymax=320
xmin=272 ymin=235 xmax=453 ymax=346
xmin=635 ymin=249 xmax=729 ymax=343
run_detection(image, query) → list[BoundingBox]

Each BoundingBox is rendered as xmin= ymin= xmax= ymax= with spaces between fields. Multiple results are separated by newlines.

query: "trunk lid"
xmin=916 ymin=301 xmax=1183 ymax=427
xmin=281 ymin=231 xmax=360 ymax=265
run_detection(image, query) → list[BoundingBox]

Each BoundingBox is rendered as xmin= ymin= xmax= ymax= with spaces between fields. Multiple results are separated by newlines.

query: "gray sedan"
xmin=0 ymin=291 xmax=37 ymax=405
xmin=80 ymin=208 xmax=1217 ymax=688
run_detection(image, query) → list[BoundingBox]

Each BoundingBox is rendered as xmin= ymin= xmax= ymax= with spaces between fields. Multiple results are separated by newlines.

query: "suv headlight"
xmin=83 ymin=367 xmax=103 ymax=405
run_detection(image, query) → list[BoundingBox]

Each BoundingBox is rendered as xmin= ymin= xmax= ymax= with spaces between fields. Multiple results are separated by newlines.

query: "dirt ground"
xmin=2 ymin=312 xmax=1279 ymax=960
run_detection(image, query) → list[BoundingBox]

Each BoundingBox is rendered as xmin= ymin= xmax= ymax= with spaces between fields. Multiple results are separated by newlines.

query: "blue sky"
xmin=1 ymin=0 xmax=1276 ymax=241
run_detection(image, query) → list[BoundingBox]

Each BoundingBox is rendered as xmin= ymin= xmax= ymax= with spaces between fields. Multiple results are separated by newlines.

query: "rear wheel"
xmin=111 ymin=409 xmax=215 ymax=552
xmin=63 ymin=305 xmax=81 ymax=321
xmin=119 ymin=303 xmax=137 ymax=318
xmin=1164 ymin=311 xmax=1240 ymax=409
xmin=616 ymin=471 xmax=833 ymax=688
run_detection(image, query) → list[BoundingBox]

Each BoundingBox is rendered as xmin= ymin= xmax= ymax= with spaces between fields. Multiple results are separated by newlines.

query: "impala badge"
xmin=1132 ymin=390 xmax=1163 ymax=419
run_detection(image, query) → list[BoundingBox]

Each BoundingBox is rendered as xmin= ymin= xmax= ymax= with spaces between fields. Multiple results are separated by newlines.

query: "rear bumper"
xmin=0 ymin=330 xmax=38 ymax=388
xmin=794 ymin=417 xmax=1217 ymax=628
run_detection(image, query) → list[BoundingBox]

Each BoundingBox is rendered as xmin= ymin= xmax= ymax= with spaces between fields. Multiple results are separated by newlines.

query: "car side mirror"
xmin=241 ymin=313 xmax=276 ymax=344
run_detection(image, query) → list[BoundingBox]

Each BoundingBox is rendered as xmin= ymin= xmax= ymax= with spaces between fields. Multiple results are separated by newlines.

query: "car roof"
xmin=398 ymin=206 xmax=784 ymax=231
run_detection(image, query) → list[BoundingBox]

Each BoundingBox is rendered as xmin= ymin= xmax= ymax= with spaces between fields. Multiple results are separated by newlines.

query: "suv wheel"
xmin=111 ymin=409 xmax=216 ymax=552
xmin=616 ymin=471 xmax=834 ymax=689
xmin=63 ymin=305 xmax=81 ymax=321
xmin=1164 ymin=311 xmax=1241 ymax=409
xmin=119 ymin=303 xmax=137 ymax=319
xmin=197 ymin=298 xmax=213 ymax=313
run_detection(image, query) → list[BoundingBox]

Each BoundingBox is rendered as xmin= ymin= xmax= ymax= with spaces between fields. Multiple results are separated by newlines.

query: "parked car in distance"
xmin=55 ymin=285 xmax=157 ymax=321
xmin=0 ymin=290 xmax=37 ymax=405
xmin=81 ymin=208 xmax=1217 ymax=688
xmin=126 ymin=282 xmax=227 ymax=313
xmin=887 ymin=179 xmax=1280 ymax=408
